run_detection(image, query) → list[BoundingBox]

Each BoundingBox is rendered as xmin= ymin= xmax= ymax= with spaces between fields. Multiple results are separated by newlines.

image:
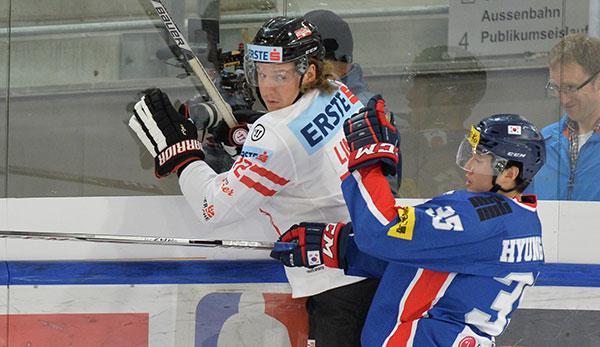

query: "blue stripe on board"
xmin=6 ymin=260 xmax=288 ymax=285
xmin=0 ymin=262 xmax=8 ymax=285
xmin=536 ymin=263 xmax=600 ymax=287
xmin=2 ymin=260 xmax=600 ymax=287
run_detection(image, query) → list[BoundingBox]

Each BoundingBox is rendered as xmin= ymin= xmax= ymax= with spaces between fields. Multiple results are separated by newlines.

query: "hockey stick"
xmin=149 ymin=0 xmax=238 ymax=128
xmin=0 ymin=230 xmax=295 ymax=250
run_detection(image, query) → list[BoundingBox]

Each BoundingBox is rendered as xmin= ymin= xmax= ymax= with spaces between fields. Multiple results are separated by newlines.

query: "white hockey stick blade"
xmin=0 ymin=230 xmax=294 ymax=250
xmin=150 ymin=0 xmax=238 ymax=128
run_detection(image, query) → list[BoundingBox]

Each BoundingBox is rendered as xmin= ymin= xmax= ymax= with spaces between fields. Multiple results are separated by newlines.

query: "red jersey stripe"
xmin=249 ymin=165 xmax=290 ymax=186
xmin=259 ymin=208 xmax=283 ymax=236
xmin=358 ymin=166 xmax=398 ymax=222
xmin=240 ymin=175 xmax=277 ymax=196
xmin=385 ymin=270 xmax=452 ymax=346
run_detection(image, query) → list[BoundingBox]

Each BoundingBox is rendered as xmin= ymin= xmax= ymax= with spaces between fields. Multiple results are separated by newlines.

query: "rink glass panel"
xmin=1 ymin=0 xmax=577 ymax=198
xmin=0 ymin=3 xmax=593 ymax=234
xmin=0 ymin=0 xmax=8 ymax=340
xmin=0 ymin=1 xmax=599 ymax=347
xmin=0 ymin=0 xmax=7 ymax=198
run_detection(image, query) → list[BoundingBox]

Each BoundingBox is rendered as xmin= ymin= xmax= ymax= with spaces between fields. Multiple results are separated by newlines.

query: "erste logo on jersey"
xmin=240 ymin=146 xmax=272 ymax=165
xmin=289 ymin=84 xmax=362 ymax=155
xmin=246 ymin=44 xmax=283 ymax=63
xmin=426 ymin=206 xmax=464 ymax=231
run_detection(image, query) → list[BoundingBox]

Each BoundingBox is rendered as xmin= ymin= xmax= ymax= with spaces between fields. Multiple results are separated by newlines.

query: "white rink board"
xmin=1 ymin=196 xmax=600 ymax=263
xmin=0 ymin=281 xmax=597 ymax=347
xmin=2 ymin=282 xmax=300 ymax=347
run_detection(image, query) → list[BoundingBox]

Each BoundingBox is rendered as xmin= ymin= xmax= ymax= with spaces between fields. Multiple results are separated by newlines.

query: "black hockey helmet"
xmin=304 ymin=9 xmax=353 ymax=63
xmin=244 ymin=16 xmax=324 ymax=86
xmin=457 ymin=114 xmax=546 ymax=190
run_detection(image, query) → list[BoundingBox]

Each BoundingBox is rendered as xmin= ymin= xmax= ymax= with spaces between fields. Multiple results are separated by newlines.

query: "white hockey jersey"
xmin=179 ymin=82 xmax=366 ymax=297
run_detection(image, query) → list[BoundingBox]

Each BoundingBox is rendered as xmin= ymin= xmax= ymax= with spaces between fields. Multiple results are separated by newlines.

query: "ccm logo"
xmin=354 ymin=143 xmax=396 ymax=158
xmin=158 ymin=140 xmax=202 ymax=165
xmin=507 ymin=151 xmax=526 ymax=158
xmin=321 ymin=224 xmax=338 ymax=259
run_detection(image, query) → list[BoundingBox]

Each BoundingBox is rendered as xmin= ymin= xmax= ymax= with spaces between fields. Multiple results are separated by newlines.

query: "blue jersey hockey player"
xmin=271 ymin=95 xmax=546 ymax=346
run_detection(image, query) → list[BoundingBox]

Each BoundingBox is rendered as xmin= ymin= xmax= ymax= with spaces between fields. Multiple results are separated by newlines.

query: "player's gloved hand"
xmin=210 ymin=109 xmax=265 ymax=151
xmin=128 ymin=88 xmax=205 ymax=178
xmin=270 ymin=222 xmax=352 ymax=269
xmin=344 ymin=95 xmax=399 ymax=176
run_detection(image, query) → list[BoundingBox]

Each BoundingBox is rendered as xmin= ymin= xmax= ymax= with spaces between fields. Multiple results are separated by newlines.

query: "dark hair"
xmin=505 ymin=161 xmax=528 ymax=193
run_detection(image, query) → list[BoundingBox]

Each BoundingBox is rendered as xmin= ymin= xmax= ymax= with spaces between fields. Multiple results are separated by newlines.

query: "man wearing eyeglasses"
xmin=526 ymin=33 xmax=600 ymax=200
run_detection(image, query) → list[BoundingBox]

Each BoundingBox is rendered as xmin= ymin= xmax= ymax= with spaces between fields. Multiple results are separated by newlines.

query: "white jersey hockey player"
xmin=129 ymin=16 xmax=381 ymax=347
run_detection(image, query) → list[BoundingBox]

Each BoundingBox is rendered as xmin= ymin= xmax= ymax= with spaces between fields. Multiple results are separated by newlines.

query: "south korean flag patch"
xmin=307 ymin=250 xmax=322 ymax=266
xmin=508 ymin=125 xmax=522 ymax=135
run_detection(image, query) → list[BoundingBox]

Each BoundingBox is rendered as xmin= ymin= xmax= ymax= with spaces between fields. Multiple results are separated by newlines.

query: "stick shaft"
xmin=0 ymin=230 xmax=280 ymax=250
xmin=150 ymin=0 xmax=238 ymax=128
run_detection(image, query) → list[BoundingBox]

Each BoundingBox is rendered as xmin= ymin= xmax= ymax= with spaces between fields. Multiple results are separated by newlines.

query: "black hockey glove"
xmin=210 ymin=109 xmax=265 ymax=152
xmin=128 ymin=88 xmax=205 ymax=178
xmin=344 ymin=95 xmax=399 ymax=176
xmin=270 ymin=222 xmax=352 ymax=270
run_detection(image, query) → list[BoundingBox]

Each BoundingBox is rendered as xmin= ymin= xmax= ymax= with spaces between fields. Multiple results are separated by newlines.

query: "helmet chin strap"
xmin=293 ymin=73 xmax=305 ymax=103
xmin=255 ymin=87 xmax=267 ymax=109
xmin=490 ymin=176 xmax=518 ymax=194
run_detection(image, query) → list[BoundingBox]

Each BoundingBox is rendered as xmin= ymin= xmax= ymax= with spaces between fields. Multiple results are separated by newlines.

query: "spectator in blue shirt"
xmin=527 ymin=33 xmax=600 ymax=200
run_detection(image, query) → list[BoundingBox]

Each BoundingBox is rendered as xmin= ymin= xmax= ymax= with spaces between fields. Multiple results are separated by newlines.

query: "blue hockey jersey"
xmin=341 ymin=166 xmax=544 ymax=347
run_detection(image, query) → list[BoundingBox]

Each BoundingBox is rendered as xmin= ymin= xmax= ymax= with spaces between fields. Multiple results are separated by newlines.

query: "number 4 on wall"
xmin=459 ymin=32 xmax=469 ymax=50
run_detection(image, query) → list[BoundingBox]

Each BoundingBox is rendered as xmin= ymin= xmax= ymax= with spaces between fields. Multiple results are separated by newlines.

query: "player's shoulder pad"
xmin=241 ymin=118 xmax=291 ymax=168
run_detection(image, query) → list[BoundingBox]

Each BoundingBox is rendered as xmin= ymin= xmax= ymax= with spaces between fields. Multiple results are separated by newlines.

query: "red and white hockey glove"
xmin=270 ymin=222 xmax=351 ymax=269
xmin=344 ymin=95 xmax=399 ymax=176
xmin=129 ymin=88 xmax=205 ymax=178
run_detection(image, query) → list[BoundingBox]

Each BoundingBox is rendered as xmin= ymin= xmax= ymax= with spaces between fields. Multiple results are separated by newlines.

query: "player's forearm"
xmin=342 ymin=166 xmax=417 ymax=261
xmin=344 ymin=234 xmax=388 ymax=278
xmin=179 ymin=161 xmax=246 ymax=225
xmin=341 ymin=166 xmax=398 ymax=233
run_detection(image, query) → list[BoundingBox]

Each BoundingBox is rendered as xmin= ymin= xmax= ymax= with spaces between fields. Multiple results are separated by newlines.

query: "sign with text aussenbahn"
xmin=449 ymin=0 xmax=589 ymax=56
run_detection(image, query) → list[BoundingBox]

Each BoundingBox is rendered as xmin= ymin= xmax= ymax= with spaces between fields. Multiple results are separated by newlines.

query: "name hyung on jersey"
xmin=300 ymin=87 xmax=358 ymax=147
xmin=499 ymin=236 xmax=543 ymax=263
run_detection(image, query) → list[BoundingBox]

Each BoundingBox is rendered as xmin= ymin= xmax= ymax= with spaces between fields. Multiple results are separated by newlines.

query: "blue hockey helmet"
xmin=457 ymin=114 xmax=546 ymax=185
